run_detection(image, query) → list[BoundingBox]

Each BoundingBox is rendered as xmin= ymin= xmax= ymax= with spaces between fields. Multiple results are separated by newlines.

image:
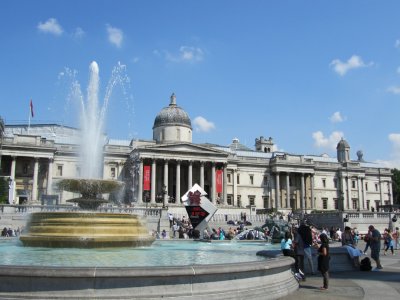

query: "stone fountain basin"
xmin=0 ymin=256 xmax=298 ymax=299
xmin=20 ymin=212 xmax=154 ymax=248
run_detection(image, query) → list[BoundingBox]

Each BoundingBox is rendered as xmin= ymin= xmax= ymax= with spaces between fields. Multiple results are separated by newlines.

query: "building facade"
xmin=0 ymin=94 xmax=393 ymax=213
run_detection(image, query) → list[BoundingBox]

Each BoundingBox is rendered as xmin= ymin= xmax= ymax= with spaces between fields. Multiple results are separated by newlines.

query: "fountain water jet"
xmin=20 ymin=61 xmax=154 ymax=248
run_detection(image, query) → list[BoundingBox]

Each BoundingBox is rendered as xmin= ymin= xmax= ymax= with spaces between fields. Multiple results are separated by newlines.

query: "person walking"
xmin=394 ymin=227 xmax=399 ymax=250
xmin=368 ymin=225 xmax=383 ymax=270
xmin=384 ymin=229 xmax=394 ymax=255
xmin=298 ymin=220 xmax=315 ymax=275
xmin=317 ymin=233 xmax=330 ymax=290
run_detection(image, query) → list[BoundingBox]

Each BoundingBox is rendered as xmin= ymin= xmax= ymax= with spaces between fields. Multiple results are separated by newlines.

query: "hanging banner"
xmin=143 ymin=166 xmax=151 ymax=191
xmin=216 ymin=169 xmax=223 ymax=193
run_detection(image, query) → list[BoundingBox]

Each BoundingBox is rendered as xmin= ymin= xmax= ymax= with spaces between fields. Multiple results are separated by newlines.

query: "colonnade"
xmin=136 ymin=158 xmax=227 ymax=206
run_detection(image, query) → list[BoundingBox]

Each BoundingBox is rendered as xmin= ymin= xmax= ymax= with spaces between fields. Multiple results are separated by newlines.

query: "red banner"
xmin=143 ymin=166 xmax=151 ymax=191
xmin=216 ymin=170 xmax=223 ymax=193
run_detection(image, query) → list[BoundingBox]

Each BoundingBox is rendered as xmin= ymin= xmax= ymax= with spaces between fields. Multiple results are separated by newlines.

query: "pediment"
xmin=136 ymin=142 xmax=228 ymax=158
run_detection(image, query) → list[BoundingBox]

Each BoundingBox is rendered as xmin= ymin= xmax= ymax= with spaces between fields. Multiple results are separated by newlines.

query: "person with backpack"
xmin=297 ymin=220 xmax=315 ymax=275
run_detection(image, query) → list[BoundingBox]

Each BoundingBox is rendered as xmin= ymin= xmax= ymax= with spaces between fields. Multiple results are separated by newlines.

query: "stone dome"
xmin=153 ymin=94 xmax=192 ymax=130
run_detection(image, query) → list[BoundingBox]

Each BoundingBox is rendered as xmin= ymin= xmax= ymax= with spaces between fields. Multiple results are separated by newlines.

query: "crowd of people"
xmin=1 ymin=226 xmax=22 ymax=237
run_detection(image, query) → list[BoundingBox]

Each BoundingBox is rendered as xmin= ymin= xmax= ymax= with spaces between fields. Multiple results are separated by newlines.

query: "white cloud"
xmin=193 ymin=116 xmax=215 ymax=132
xmin=329 ymin=111 xmax=344 ymax=123
xmin=330 ymin=55 xmax=372 ymax=76
xmin=395 ymin=39 xmax=400 ymax=48
xmin=312 ymin=131 xmax=344 ymax=151
xmin=397 ymin=66 xmax=400 ymax=74
xmin=37 ymin=18 xmax=63 ymax=36
xmin=165 ymin=46 xmax=204 ymax=63
xmin=387 ymin=86 xmax=400 ymax=95
xmin=73 ymin=27 xmax=85 ymax=39
xmin=106 ymin=24 xmax=123 ymax=48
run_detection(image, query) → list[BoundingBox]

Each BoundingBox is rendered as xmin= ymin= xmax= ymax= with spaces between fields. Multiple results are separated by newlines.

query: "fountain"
xmin=19 ymin=62 xmax=154 ymax=248
xmin=0 ymin=62 xmax=298 ymax=299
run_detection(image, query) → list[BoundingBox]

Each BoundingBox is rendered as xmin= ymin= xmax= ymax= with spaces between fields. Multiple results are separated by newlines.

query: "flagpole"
xmin=28 ymin=107 xmax=31 ymax=134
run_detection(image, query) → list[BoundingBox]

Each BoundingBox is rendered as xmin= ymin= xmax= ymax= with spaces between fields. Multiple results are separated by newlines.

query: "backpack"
xmin=360 ymin=257 xmax=372 ymax=271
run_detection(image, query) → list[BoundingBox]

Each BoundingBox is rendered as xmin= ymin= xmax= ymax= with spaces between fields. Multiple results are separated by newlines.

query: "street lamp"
xmin=162 ymin=184 xmax=167 ymax=208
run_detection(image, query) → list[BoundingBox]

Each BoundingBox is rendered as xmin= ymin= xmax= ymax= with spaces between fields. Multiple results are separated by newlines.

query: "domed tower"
xmin=153 ymin=93 xmax=192 ymax=144
xmin=337 ymin=138 xmax=350 ymax=163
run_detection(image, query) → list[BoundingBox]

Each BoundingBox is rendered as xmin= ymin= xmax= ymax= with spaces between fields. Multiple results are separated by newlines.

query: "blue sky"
xmin=1 ymin=1 xmax=400 ymax=167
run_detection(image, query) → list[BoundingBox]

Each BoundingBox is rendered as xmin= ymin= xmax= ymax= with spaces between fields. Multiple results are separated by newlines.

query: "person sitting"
xmin=341 ymin=226 xmax=355 ymax=246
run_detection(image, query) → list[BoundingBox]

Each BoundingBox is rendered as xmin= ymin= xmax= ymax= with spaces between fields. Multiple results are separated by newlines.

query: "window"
xmin=322 ymin=179 xmax=326 ymax=188
xmin=375 ymin=200 xmax=380 ymax=211
xmin=263 ymin=176 xmax=269 ymax=186
xmin=322 ymin=198 xmax=328 ymax=209
xmin=237 ymin=195 xmax=241 ymax=207
xmin=352 ymin=180 xmax=356 ymax=189
xmin=227 ymin=174 xmax=231 ymax=183
xmin=375 ymin=183 xmax=379 ymax=192
xmin=176 ymin=128 xmax=181 ymax=141
xmin=57 ymin=165 xmax=63 ymax=177
xmin=333 ymin=178 xmax=338 ymax=188
xmin=249 ymin=196 xmax=255 ymax=206
xmin=227 ymin=195 xmax=233 ymax=205
xmin=365 ymin=182 xmax=368 ymax=191
xmin=237 ymin=174 xmax=240 ymax=185
xmin=250 ymin=175 xmax=254 ymax=185
xmin=333 ymin=198 xmax=338 ymax=210
xmin=110 ymin=167 xmax=116 ymax=178
xmin=366 ymin=200 xmax=370 ymax=210
xmin=352 ymin=199 xmax=358 ymax=210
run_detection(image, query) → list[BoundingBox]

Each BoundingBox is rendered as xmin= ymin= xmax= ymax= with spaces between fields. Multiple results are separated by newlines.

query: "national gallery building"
xmin=0 ymin=94 xmax=393 ymax=214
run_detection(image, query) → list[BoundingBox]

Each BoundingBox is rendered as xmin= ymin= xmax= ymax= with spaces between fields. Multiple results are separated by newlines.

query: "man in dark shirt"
xmin=368 ymin=225 xmax=383 ymax=270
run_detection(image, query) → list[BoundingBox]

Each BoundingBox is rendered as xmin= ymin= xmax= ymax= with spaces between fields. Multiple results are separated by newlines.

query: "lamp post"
xmin=7 ymin=177 xmax=13 ymax=204
xmin=162 ymin=184 xmax=167 ymax=208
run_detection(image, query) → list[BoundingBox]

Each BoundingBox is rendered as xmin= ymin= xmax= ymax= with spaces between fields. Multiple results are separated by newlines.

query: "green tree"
xmin=391 ymin=168 xmax=400 ymax=205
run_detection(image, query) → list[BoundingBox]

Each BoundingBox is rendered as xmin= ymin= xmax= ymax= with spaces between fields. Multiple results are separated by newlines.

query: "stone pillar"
xmin=389 ymin=181 xmax=393 ymax=205
xmin=46 ymin=158 xmax=54 ymax=195
xmin=300 ymin=173 xmax=305 ymax=211
xmin=233 ymin=169 xmax=237 ymax=207
xmin=188 ymin=160 xmax=193 ymax=189
xmin=346 ymin=176 xmax=351 ymax=209
xmin=275 ymin=172 xmax=280 ymax=209
xmin=379 ymin=179 xmax=384 ymax=206
xmin=311 ymin=174 xmax=315 ymax=209
xmin=286 ymin=173 xmax=290 ymax=208
xmin=200 ymin=161 xmax=205 ymax=188
xmin=362 ymin=178 xmax=367 ymax=210
xmin=223 ymin=163 xmax=228 ymax=204
xmin=357 ymin=177 xmax=362 ymax=210
xmin=137 ymin=159 xmax=143 ymax=204
xmin=32 ymin=158 xmax=39 ymax=202
xmin=176 ymin=160 xmax=181 ymax=203
xmin=150 ymin=159 xmax=156 ymax=204
xmin=341 ymin=176 xmax=347 ymax=211
xmin=10 ymin=156 xmax=16 ymax=204
xmin=211 ymin=162 xmax=216 ymax=203
xmin=164 ymin=160 xmax=169 ymax=206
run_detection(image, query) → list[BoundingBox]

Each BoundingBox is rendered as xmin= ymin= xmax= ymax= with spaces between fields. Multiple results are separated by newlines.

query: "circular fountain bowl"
xmin=19 ymin=212 xmax=155 ymax=248
xmin=57 ymin=178 xmax=124 ymax=196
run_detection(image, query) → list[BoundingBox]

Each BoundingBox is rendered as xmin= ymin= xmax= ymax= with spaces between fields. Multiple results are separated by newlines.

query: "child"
xmin=318 ymin=233 xmax=330 ymax=290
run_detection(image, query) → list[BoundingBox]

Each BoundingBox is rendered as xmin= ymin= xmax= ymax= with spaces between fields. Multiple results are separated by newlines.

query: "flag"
xmin=30 ymin=99 xmax=34 ymax=118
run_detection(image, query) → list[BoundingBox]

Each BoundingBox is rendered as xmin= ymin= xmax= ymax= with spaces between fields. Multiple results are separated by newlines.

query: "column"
xmin=346 ymin=176 xmax=351 ymax=209
xmin=137 ymin=159 xmax=143 ymax=204
xmin=389 ymin=181 xmax=393 ymax=205
xmin=32 ymin=158 xmax=39 ymax=202
xmin=211 ymin=162 xmax=216 ymax=204
xmin=362 ymin=178 xmax=367 ymax=210
xmin=223 ymin=163 xmax=227 ymax=204
xmin=163 ymin=160 xmax=169 ymax=206
xmin=341 ymin=175 xmax=347 ymax=211
xmin=300 ymin=173 xmax=305 ymax=211
xmin=357 ymin=177 xmax=362 ymax=210
xmin=275 ymin=172 xmax=280 ymax=209
xmin=311 ymin=174 xmax=315 ymax=209
xmin=200 ymin=161 xmax=205 ymax=188
xmin=10 ymin=156 xmax=16 ymax=204
xmin=286 ymin=173 xmax=290 ymax=208
xmin=233 ymin=169 xmax=237 ymax=207
xmin=150 ymin=159 xmax=156 ymax=204
xmin=188 ymin=160 xmax=193 ymax=189
xmin=176 ymin=160 xmax=181 ymax=203
xmin=379 ymin=178 xmax=384 ymax=205
xmin=46 ymin=158 xmax=54 ymax=195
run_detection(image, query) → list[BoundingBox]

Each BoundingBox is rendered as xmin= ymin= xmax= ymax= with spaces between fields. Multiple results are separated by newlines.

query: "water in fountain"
xmin=20 ymin=62 xmax=154 ymax=247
